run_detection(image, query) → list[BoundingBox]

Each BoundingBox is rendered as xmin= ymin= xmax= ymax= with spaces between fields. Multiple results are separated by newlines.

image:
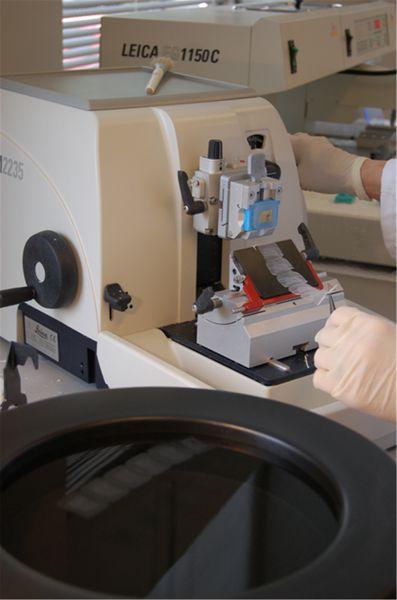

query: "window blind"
xmin=63 ymin=0 xmax=217 ymax=70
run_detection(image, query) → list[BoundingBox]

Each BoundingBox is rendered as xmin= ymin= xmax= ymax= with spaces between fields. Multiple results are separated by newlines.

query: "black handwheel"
xmin=22 ymin=230 xmax=78 ymax=308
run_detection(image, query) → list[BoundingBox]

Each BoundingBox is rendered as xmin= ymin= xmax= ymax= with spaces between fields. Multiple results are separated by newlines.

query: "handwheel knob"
xmin=22 ymin=230 xmax=78 ymax=308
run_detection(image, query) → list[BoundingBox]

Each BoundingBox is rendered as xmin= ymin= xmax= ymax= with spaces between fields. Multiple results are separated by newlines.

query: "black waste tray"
xmin=0 ymin=388 xmax=395 ymax=599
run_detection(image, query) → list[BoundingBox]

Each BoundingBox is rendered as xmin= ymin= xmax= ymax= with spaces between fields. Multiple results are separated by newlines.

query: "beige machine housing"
xmin=1 ymin=69 xmax=394 ymax=449
xmin=100 ymin=2 xmax=395 ymax=94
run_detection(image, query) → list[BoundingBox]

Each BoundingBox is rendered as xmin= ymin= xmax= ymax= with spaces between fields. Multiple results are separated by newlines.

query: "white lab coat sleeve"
xmin=380 ymin=158 xmax=396 ymax=259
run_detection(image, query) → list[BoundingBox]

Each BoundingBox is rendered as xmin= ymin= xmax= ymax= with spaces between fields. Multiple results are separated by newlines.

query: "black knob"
xmin=208 ymin=139 xmax=223 ymax=160
xmin=288 ymin=40 xmax=299 ymax=74
xmin=178 ymin=170 xmax=205 ymax=216
xmin=247 ymin=134 xmax=264 ymax=150
xmin=265 ymin=160 xmax=281 ymax=180
xmin=345 ymin=28 xmax=354 ymax=56
xmin=104 ymin=283 xmax=132 ymax=312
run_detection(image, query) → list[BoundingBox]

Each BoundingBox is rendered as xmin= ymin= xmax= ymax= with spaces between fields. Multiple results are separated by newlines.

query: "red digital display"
xmin=374 ymin=18 xmax=382 ymax=29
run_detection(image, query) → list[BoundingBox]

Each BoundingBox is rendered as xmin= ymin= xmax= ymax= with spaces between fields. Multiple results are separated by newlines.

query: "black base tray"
xmin=161 ymin=320 xmax=315 ymax=387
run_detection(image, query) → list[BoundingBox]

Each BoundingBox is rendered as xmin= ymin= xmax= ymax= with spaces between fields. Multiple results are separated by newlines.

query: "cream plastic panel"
xmin=0 ymin=91 xmax=101 ymax=341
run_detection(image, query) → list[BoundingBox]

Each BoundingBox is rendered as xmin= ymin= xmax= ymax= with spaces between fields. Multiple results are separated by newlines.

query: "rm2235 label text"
xmin=0 ymin=155 xmax=24 ymax=180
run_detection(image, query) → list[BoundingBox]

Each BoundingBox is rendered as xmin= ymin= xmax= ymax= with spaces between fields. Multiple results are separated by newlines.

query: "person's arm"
xmin=360 ymin=158 xmax=386 ymax=200
xmin=313 ymin=306 xmax=396 ymax=423
xmin=290 ymin=132 xmax=385 ymax=200
xmin=290 ymin=134 xmax=395 ymax=258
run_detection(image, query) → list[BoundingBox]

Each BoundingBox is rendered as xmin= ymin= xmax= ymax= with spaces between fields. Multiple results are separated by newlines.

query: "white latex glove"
xmin=313 ymin=306 xmax=396 ymax=423
xmin=290 ymin=133 xmax=369 ymax=199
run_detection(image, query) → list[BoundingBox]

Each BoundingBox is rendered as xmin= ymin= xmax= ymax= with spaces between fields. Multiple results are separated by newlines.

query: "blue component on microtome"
xmin=242 ymin=198 xmax=280 ymax=233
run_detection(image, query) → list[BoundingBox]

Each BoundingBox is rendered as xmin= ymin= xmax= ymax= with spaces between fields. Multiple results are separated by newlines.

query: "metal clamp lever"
xmin=298 ymin=222 xmax=320 ymax=261
xmin=178 ymin=171 xmax=205 ymax=215
xmin=263 ymin=356 xmax=291 ymax=372
xmin=193 ymin=286 xmax=223 ymax=315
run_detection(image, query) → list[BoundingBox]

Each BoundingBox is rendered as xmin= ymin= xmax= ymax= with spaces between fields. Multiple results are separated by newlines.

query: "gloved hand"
xmin=313 ymin=306 xmax=396 ymax=422
xmin=290 ymin=133 xmax=369 ymax=199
